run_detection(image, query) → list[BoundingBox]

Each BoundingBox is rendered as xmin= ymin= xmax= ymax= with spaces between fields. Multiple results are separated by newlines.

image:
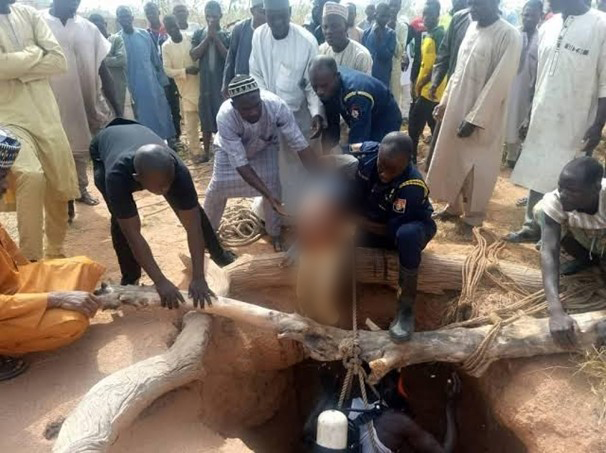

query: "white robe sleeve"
xmin=598 ymin=22 xmax=606 ymax=99
xmin=303 ymin=41 xmax=324 ymax=118
xmin=465 ymin=29 xmax=523 ymax=129
xmin=249 ymin=28 xmax=267 ymax=90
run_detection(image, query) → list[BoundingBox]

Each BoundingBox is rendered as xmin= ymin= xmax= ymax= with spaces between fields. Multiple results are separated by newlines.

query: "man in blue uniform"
xmin=350 ymin=132 xmax=436 ymax=341
xmin=309 ymin=55 xmax=402 ymax=148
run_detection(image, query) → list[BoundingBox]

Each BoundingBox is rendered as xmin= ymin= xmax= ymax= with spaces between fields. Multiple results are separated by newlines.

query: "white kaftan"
xmin=426 ymin=19 xmax=522 ymax=224
xmin=319 ymin=39 xmax=373 ymax=74
xmin=512 ymin=10 xmax=606 ymax=195
xmin=44 ymin=12 xmax=111 ymax=156
xmin=250 ymin=23 xmax=323 ymax=216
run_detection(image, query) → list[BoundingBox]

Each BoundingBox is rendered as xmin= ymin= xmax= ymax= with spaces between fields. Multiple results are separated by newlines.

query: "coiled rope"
xmin=217 ymin=205 xmax=264 ymax=247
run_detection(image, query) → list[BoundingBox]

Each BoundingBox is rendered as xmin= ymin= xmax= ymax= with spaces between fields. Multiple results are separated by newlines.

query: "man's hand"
xmin=457 ymin=121 xmax=477 ymax=138
xmin=582 ymin=123 xmax=603 ymax=155
xmin=155 ymin=278 xmax=185 ymax=309
xmin=549 ymin=311 xmax=580 ymax=348
xmin=433 ymin=103 xmax=446 ymax=121
xmin=186 ymin=66 xmax=199 ymax=75
xmin=48 ymin=291 xmax=101 ymax=318
xmin=310 ymin=115 xmax=326 ymax=140
xmin=401 ymin=53 xmax=410 ymax=72
xmin=269 ymin=196 xmax=290 ymax=217
xmin=428 ymin=85 xmax=438 ymax=101
xmin=189 ymin=277 xmax=215 ymax=308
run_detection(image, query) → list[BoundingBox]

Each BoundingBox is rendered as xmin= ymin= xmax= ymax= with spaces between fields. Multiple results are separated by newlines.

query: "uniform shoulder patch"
xmin=393 ymin=198 xmax=407 ymax=213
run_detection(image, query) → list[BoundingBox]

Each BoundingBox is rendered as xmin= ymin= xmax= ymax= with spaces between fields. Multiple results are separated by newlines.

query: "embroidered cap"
xmin=323 ymin=1 xmax=348 ymax=20
xmin=0 ymin=128 xmax=21 ymax=169
xmin=228 ymin=75 xmax=260 ymax=99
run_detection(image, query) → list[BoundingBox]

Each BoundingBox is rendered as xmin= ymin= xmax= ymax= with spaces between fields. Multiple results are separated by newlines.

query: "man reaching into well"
xmin=537 ymin=157 xmax=606 ymax=349
xmin=0 ymin=129 xmax=105 ymax=381
xmin=91 ymin=119 xmax=235 ymax=308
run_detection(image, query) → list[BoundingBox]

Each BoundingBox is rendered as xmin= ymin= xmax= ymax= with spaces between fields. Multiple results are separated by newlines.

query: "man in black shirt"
xmin=90 ymin=119 xmax=234 ymax=308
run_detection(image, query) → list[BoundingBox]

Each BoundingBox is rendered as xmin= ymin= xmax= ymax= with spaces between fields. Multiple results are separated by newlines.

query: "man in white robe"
xmin=503 ymin=0 xmax=541 ymax=168
xmin=0 ymin=0 xmax=79 ymax=260
xmin=507 ymin=0 xmax=606 ymax=243
xmin=249 ymin=0 xmax=324 ymax=215
xmin=45 ymin=0 xmax=122 ymax=207
xmin=427 ymin=0 xmax=522 ymax=231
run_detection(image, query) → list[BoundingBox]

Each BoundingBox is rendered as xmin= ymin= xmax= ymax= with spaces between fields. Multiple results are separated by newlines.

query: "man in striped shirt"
xmin=537 ymin=157 xmax=606 ymax=348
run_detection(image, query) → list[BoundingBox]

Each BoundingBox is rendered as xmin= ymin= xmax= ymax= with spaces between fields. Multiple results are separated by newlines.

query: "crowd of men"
xmin=3 ymin=0 xmax=606 ymax=447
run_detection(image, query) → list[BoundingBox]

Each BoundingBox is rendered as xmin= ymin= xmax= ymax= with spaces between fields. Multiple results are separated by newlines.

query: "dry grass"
xmin=576 ymin=346 xmax=606 ymax=424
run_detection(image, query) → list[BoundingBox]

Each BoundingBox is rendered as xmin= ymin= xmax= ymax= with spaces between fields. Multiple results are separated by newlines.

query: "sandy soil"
xmin=0 ymin=141 xmax=595 ymax=451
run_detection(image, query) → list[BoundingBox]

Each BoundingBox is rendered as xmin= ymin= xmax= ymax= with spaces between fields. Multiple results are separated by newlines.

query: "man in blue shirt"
xmin=351 ymin=133 xmax=436 ymax=342
xmin=309 ymin=55 xmax=402 ymax=147
xmin=362 ymin=2 xmax=396 ymax=86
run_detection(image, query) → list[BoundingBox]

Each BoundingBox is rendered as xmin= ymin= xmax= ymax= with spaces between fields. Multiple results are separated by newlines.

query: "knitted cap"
xmin=0 ymin=128 xmax=20 ymax=169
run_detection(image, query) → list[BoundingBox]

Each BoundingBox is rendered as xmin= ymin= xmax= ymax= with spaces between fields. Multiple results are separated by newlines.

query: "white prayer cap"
xmin=323 ymin=2 xmax=348 ymax=20
xmin=251 ymin=0 xmax=264 ymax=7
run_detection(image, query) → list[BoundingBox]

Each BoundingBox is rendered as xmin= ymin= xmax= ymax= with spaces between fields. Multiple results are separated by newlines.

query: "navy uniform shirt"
xmin=352 ymin=152 xmax=435 ymax=239
xmin=325 ymin=67 xmax=403 ymax=145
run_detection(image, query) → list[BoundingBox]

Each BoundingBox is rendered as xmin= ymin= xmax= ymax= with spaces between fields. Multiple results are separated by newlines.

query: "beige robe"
xmin=0 ymin=4 xmax=78 ymax=202
xmin=162 ymin=35 xmax=200 ymax=112
xmin=427 ymin=19 xmax=521 ymax=222
xmin=319 ymin=39 xmax=372 ymax=74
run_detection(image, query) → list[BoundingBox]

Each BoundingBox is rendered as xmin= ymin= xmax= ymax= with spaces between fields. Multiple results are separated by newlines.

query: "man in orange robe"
xmin=0 ymin=129 xmax=105 ymax=380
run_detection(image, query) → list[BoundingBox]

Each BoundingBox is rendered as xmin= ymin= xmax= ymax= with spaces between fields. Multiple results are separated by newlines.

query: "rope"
xmin=337 ymin=240 xmax=381 ymax=452
xmin=444 ymin=227 xmax=606 ymax=376
xmin=217 ymin=205 xmax=264 ymax=247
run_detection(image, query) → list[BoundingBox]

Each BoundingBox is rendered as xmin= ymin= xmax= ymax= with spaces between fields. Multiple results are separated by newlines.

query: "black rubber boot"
xmin=389 ymin=266 xmax=419 ymax=343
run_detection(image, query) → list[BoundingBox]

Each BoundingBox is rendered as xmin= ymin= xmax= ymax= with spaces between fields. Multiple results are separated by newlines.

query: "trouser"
xmin=408 ymin=97 xmax=438 ymax=164
xmin=521 ymin=189 xmax=544 ymax=234
xmin=358 ymin=220 xmax=436 ymax=270
xmin=504 ymin=141 xmax=522 ymax=164
xmin=204 ymin=180 xmax=281 ymax=237
xmin=11 ymin=133 xmax=68 ymax=260
xmin=445 ymin=168 xmax=485 ymax=226
xmin=165 ymin=78 xmax=181 ymax=139
xmin=73 ymin=152 xmax=89 ymax=195
xmin=184 ymin=110 xmax=202 ymax=156
xmin=93 ymin=159 xmax=224 ymax=284
xmin=0 ymin=308 xmax=88 ymax=355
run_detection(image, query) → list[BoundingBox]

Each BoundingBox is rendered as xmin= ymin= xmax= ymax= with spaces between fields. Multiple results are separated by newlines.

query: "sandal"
xmin=0 ymin=356 xmax=28 ymax=381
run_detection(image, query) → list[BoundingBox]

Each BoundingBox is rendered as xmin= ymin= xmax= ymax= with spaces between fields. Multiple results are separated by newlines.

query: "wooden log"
xmin=53 ymin=312 xmax=212 ymax=453
xmin=97 ymin=285 xmax=606 ymax=383
xmin=223 ymin=248 xmax=543 ymax=295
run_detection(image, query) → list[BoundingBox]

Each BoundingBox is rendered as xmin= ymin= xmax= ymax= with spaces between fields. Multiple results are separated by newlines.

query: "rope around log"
xmin=218 ymin=205 xmax=264 ymax=247
xmin=444 ymin=227 xmax=606 ymax=376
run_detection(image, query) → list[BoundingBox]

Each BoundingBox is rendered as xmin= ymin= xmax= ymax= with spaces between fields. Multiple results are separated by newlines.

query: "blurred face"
xmin=377 ymin=148 xmax=407 ymax=184
xmin=117 ymin=8 xmax=134 ymax=30
xmin=173 ymin=5 xmax=189 ymax=24
xmin=388 ymin=0 xmax=401 ymax=19
xmin=323 ymin=15 xmax=348 ymax=49
xmin=469 ymin=0 xmax=497 ymax=23
xmin=365 ymin=4 xmax=375 ymax=20
xmin=452 ymin=0 xmax=468 ymax=12
xmin=205 ymin=7 xmax=222 ymax=28
xmin=548 ymin=0 xmax=565 ymax=13
xmin=54 ymin=0 xmax=80 ymax=17
xmin=375 ymin=5 xmax=391 ymax=27
xmin=347 ymin=4 xmax=356 ymax=27
xmin=90 ymin=16 xmax=108 ymax=36
xmin=0 ymin=169 xmax=9 ymax=197
xmin=233 ymin=91 xmax=263 ymax=124
xmin=144 ymin=3 xmax=160 ymax=25
xmin=522 ymin=5 xmax=541 ymax=31
xmin=312 ymin=2 xmax=323 ymax=23
xmin=164 ymin=19 xmax=181 ymax=40
xmin=266 ymin=8 xmax=291 ymax=39
xmin=136 ymin=168 xmax=174 ymax=195
xmin=251 ymin=5 xmax=266 ymax=24
xmin=310 ymin=68 xmax=339 ymax=102
xmin=558 ymin=174 xmax=599 ymax=213
xmin=423 ymin=7 xmax=439 ymax=30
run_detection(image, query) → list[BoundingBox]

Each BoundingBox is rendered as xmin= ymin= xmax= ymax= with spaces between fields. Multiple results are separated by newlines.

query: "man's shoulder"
xmin=349 ymin=39 xmax=371 ymax=56
xmin=260 ymin=90 xmax=288 ymax=109
xmin=290 ymin=23 xmax=318 ymax=47
xmin=10 ymin=3 xmax=37 ymax=16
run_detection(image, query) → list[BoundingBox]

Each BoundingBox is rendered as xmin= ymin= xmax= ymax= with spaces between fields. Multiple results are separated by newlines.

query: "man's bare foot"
xmin=76 ymin=190 xmax=99 ymax=206
xmin=68 ymin=200 xmax=75 ymax=224
xmin=0 ymin=356 xmax=28 ymax=381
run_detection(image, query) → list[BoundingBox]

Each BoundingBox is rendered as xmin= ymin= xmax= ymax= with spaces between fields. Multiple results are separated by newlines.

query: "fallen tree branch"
xmin=53 ymin=312 xmax=212 ymax=453
xmin=97 ymin=285 xmax=606 ymax=383
xmin=224 ymin=248 xmax=544 ymax=295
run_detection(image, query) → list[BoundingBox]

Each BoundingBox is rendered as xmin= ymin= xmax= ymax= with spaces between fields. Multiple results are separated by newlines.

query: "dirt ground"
xmin=0 ymin=140 xmax=596 ymax=452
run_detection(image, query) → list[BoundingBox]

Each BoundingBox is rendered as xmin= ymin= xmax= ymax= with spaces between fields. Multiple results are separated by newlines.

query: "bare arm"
xmin=214 ymin=33 xmax=228 ymax=59
xmin=583 ymin=97 xmax=606 ymax=155
xmin=104 ymin=36 xmax=126 ymax=68
xmin=190 ymin=31 xmax=212 ymax=60
xmin=99 ymin=61 xmax=123 ymax=117
xmin=237 ymin=165 xmax=287 ymax=216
